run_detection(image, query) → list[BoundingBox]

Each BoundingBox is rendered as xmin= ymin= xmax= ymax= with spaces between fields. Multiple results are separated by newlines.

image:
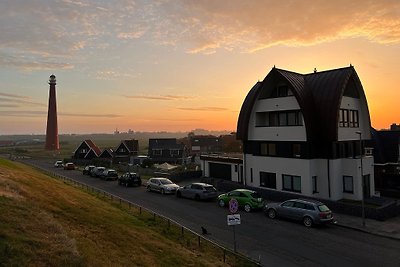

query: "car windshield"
xmin=160 ymin=179 xmax=173 ymax=185
xmin=204 ymin=186 xmax=216 ymax=192
xmin=318 ymin=205 xmax=330 ymax=212
xmin=250 ymin=192 xmax=261 ymax=199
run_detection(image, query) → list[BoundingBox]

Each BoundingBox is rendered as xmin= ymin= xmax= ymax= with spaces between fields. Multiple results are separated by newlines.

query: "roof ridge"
xmin=304 ymin=66 xmax=353 ymax=76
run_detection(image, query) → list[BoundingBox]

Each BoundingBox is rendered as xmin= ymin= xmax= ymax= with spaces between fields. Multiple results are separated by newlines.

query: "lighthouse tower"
xmin=45 ymin=74 xmax=60 ymax=150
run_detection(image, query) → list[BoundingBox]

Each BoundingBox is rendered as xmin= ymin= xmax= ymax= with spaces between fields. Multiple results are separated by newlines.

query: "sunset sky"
xmin=0 ymin=0 xmax=399 ymax=134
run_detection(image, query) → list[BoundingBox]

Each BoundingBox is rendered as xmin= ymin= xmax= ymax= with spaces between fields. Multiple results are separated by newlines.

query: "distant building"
xmin=114 ymin=139 xmax=139 ymax=163
xmin=390 ymin=123 xmax=400 ymax=131
xmin=99 ymin=148 xmax=114 ymax=159
xmin=189 ymin=135 xmax=223 ymax=155
xmin=73 ymin=140 xmax=101 ymax=160
xmin=148 ymin=138 xmax=185 ymax=164
xmin=236 ymin=66 xmax=375 ymax=201
xmin=371 ymin=128 xmax=400 ymax=197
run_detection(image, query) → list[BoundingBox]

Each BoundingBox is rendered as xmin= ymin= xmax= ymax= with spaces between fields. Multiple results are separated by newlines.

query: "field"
xmin=0 ymin=158 xmax=252 ymax=266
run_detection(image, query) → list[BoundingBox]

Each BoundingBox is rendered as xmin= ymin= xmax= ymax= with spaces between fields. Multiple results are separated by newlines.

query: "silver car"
xmin=176 ymin=183 xmax=218 ymax=200
xmin=146 ymin=177 xmax=179 ymax=194
xmin=264 ymin=199 xmax=334 ymax=227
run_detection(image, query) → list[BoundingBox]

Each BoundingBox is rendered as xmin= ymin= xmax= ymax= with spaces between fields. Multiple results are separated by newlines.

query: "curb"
xmin=332 ymin=222 xmax=400 ymax=241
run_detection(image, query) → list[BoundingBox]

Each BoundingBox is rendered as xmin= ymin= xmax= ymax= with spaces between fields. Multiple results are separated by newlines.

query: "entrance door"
xmin=363 ymin=174 xmax=371 ymax=198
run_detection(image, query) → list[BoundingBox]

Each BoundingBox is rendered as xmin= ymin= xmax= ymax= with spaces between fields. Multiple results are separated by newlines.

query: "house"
xmin=113 ymin=139 xmax=139 ymax=163
xmin=99 ymin=148 xmax=114 ymax=159
xmin=371 ymin=128 xmax=400 ymax=197
xmin=189 ymin=135 xmax=223 ymax=155
xmin=236 ymin=66 xmax=375 ymax=201
xmin=148 ymin=138 xmax=185 ymax=164
xmin=72 ymin=140 xmax=101 ymax=160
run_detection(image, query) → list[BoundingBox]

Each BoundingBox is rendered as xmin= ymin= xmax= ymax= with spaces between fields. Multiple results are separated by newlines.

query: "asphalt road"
xmin=26 ymin=160 xmax=400 ymax=267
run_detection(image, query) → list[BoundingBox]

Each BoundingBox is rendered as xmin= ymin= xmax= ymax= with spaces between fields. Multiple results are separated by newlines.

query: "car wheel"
xmin=303 ymin=216 xmax=313 ymax=227
xmin=176 ymin=191 xmax=182 ymax=198
xmin=194 ymin=194 xmax=200 ymax=201
xmin=161 ymin=189 xmax=165 ymax=195
xmin=218 ymin=199 xmax=225 ymax=207
xmin=267 ymin=209 xmax=277 ymax=219
xmin=244 ymin=204 xmax=251 ymax=213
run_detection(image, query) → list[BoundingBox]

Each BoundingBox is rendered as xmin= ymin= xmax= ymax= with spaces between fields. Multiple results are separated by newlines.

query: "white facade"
xmin=244 ymin=154 xmax=375 ymax=201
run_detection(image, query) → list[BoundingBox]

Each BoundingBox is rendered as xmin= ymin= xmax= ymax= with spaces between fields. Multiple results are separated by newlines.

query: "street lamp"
xmin=356 ymin=131 xmax=366 ymax=227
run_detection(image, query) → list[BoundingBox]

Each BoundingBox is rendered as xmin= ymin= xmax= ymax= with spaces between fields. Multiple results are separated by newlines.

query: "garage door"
xmin=209 ymin=162 xmax=231 ymax=180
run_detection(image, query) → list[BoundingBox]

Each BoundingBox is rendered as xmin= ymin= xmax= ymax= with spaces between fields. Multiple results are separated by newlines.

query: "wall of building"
xmin=338 ymin=96 xmax=371 ymax=141
xmin=243 ymin=154 xmax=375 ymax=201
xmin=201 ymin=160 xmax=242 ymax=183
xmin=247 ymin=97 xmax=307 ymax=141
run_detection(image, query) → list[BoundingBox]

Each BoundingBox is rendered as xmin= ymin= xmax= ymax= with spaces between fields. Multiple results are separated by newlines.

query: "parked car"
xmin=54 ymin=160 xmax=64 ymax=168
xmin=264 ymin=199 xmax=334 ymax=227
xmin=90 ymin=166 xmax=106 ymax=177
xmin=176 ymin=183 xmax=218 ymax=200
xmin=146 ymin=178 xmax=179 ymax=194
xmin=118 ymin=172 xmax=142 ymax=187
xmin=83 ymin=165 xmax=96 ymax=175
xmin=217 ymin=189 xmax=264 ymax=212
xmin=63 ymin=162 xmax=76 ymax=170
xmin=100 ymin=169 xmax=118 ymax=181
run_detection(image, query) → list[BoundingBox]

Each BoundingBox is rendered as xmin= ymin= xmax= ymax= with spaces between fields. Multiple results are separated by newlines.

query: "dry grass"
xmin=0 ymin=159 xmax=245 ymax=267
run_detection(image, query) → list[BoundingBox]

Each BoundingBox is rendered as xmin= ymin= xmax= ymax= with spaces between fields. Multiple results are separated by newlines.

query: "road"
xmin=27 ymin=160 xmax=400 ymax=267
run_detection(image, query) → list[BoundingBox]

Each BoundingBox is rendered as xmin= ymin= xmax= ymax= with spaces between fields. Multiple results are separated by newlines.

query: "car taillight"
xmin=319 ymin=212 xmax=328 ymax=218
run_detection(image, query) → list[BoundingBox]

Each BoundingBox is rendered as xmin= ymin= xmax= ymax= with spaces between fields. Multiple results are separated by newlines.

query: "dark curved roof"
xmin=237 ymin=66 xmax=370 ymax=146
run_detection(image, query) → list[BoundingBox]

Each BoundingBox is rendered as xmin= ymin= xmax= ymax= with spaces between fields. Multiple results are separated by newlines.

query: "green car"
xmin=217 ymin=189 xmax=265 ymax=212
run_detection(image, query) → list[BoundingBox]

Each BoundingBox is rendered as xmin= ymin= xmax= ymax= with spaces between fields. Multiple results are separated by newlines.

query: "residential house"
xmin=113 ymin=139 xmax=139 ymax=163
xmin=236 ymin=66 xmax=375 ymax=201
xmin=148 ymin=138 xmax=185 ymax=164
xmin=99 ymin=148 xmax=114 ymax=159
xmin=189 ymin=135 xmax=223 ymax=155
xmin=73 ymin=139 xmax=101 ymax=160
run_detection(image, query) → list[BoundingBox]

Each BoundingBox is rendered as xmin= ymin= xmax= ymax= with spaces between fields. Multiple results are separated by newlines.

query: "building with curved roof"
xmin=236 ymin=66 xmax=375 ymax=201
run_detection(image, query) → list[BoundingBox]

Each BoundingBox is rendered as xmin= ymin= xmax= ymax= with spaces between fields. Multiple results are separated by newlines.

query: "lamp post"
xmin=356 ymin=131 xmax=366 ymax=227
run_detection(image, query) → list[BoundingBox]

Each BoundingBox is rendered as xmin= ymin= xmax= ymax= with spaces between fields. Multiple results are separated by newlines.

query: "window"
xmin=260 ymin=172 xmax=276 ymax=189
xmin=267 ymin=85 xmax=293 ymax=98
xmin=343 ymin=176 xmax=354 ymax=193
xmin=312 ymin=176 xmax=318 ymax=193
xmin=282 ymin=174 xmax=301 ymax=192
xmin=256 ymin=111 xmax=303 ymax=127
xmin=292 ymin=144 xmax=301 ymax=157
xmin=340 ymin=109 xmax=359 ymax=128
xmin=80 ymin=149 xmax=87 ymax=154
xmin=282 ymin=201 xmax=295 ymax=207
xmin=260 ymin=143 xmax=276 ymax=156
xmin=153 ymin=149 xmax=162 ymax=156
xmin=170 ymin=149 xmax=180 ymax=156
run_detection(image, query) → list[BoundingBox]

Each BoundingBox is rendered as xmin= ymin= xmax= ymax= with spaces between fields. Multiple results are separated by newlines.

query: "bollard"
xmin=198 ymin=236 xmax=200 ymax=248
xmin=119 ymin=198 xmax=121 ymax=205
xmin=167 ymin=219 xmax=170 ymax=229
xmin=129 ymin=202 xmax=131 ymax=209
xmin=153 ymin=213 xmax=156 ymax=221
xmin=139 ymin=207 xmax=142 ymax=214
xmin=223 ymin=249 xmax=226 ymax=263
xmin=181 ymin=226 xmax=184 ymax=237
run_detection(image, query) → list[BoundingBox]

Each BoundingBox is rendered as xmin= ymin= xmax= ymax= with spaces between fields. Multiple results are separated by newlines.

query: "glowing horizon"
xmin=0 ymin=0 xmax=399 ymax=135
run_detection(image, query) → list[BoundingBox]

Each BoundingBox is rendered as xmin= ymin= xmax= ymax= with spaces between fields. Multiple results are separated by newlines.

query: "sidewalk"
xmin=333 ymin=212 xmax=400 ymax=240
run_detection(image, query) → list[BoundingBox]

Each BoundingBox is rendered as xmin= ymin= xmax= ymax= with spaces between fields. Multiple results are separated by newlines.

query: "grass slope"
xmin=0 ymin=159 xmax=233 ymax=266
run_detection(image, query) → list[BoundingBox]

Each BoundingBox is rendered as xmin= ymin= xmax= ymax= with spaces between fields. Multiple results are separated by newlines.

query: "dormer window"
xmin=269 ymin=85 xmax=293 ymax=98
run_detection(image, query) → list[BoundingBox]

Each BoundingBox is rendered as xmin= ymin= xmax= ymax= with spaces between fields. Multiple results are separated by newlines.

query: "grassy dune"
xmin=0 ymin=159 xmax=247 ymax=266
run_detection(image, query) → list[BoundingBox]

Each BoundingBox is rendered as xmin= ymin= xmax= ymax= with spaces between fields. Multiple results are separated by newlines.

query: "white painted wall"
xmin=243 ymin=154 xmax=375 ymax=201
xmin=248 ymin=97 xmax=307 ymax=141
xmin=338 ymin=96 xmax=371 ymax=140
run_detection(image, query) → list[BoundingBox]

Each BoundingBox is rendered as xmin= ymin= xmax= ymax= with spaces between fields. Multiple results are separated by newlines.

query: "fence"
xmin=25 ymin=162 xmax=261 ymax=267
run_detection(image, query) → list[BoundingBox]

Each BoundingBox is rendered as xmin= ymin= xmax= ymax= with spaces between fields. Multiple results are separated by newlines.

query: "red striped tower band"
xmin=45 ymin=74 xmax=60 ymax=150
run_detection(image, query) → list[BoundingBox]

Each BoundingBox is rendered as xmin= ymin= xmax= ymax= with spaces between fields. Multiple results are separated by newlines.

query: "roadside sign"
xmin=229 ymin=198 xmax=239 ymax=213
xmin=227 ymin=214 xmax=241 ymax=226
